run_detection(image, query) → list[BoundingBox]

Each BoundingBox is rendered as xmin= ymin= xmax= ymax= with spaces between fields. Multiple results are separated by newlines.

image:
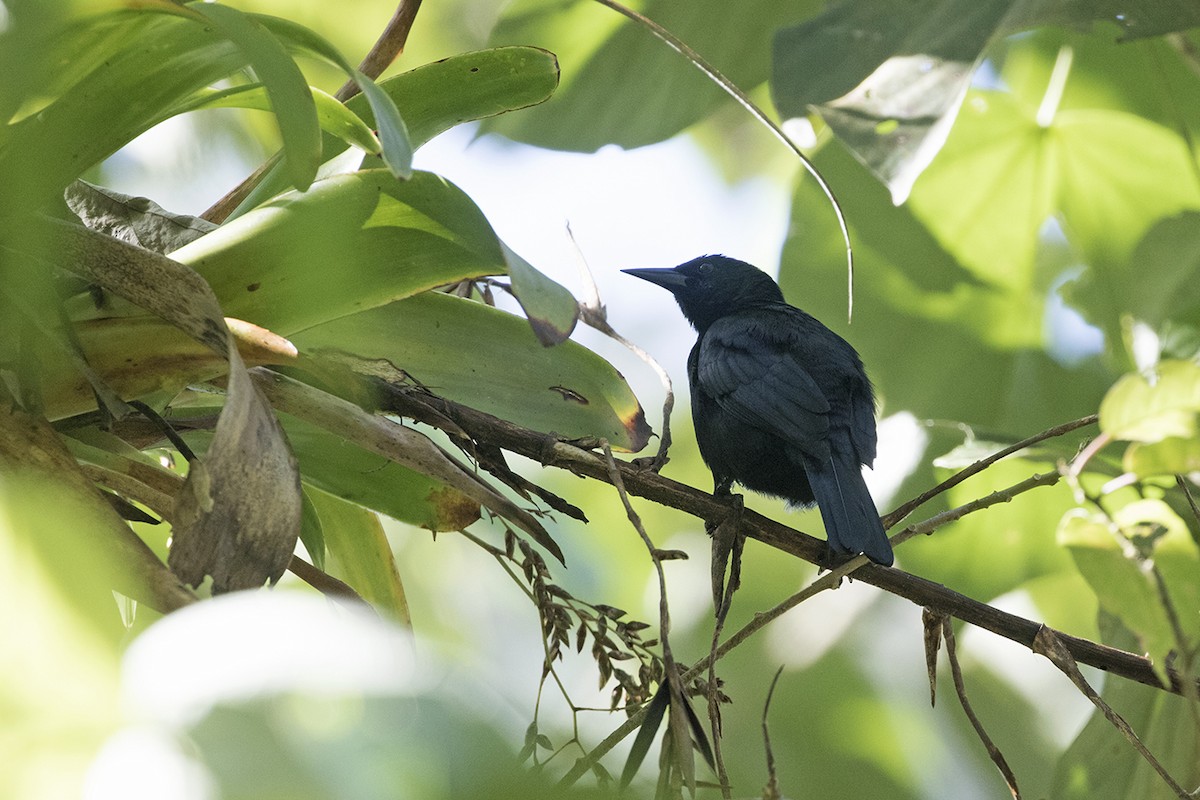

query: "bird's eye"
xmin=698 ymin=262 xmax=714 ymax=276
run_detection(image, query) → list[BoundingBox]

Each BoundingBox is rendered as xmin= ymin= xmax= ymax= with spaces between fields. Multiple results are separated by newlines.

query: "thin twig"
xmin=1147 ymin=561 xmax=1200 ymax=737
xmin=761 ymin=666 xmax=785 ymax=800
xmin=1033 ymin=627 xmax=1193 ymax=800
xmin=882 ymin=414 xmax=1098 ymax=529
xmin=1177 ymin=475 xmax=1200 ymax=528
xmin=601 ymin=441 xmax=690 ymax=787
xmin=601 ymin=442 xmax=672 ymax=666
xmin=942 ymin=616 xmax=1021 ymax=799
xmin=890 ymin=471 xmax=1062 ymax=548
xmin=589 ymin=0 xmax=856 ymax=321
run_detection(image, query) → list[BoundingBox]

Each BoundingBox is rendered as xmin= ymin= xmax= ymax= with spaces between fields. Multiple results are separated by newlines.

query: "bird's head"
xmin=622 ymin=254 xmax=785 ymax=332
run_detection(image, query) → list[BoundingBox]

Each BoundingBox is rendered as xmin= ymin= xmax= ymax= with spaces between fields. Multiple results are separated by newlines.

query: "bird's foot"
xmin=709 ymin=493 xmax=745 ymax=620
xmin=816 ymin=546 xmax=858 ymax=577
xmin=629 ymin=451 xmax=670 ymax=472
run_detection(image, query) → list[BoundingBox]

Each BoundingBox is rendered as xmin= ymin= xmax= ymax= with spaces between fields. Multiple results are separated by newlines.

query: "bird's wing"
xmin=697 ymin=316 xmax=831 ymax=455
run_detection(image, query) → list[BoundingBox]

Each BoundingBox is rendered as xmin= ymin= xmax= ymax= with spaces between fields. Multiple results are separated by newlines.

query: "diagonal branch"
xmin=1033 ymin=627 xmax=1193 ymax=800
xmin=386 ymin=389 xmax=1195 ymax=700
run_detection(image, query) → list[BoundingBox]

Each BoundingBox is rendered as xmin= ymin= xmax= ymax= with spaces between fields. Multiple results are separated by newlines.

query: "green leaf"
xmin=773 ymin=0 xmax=1012 ymax=203
xmin=485 ymin=0 xmax=819 ymax=151
xmin=248 ymin=14 xmax=415 ymax=179
xmin=1064 ymin=212 xmax=1200 ymax=336
xmin=168 ymin=170 xmax=508 ymax=336
xmin=190 ymin=2 xmax=320 ymax=191
xmin=908 ymin=91 xmax=1200 ymax=289
xmin=232 ymin=46 xmax=560 ymax=217
xmin=1099 ymin=360 xmax=1200 ymax=443
xmin=306 ymin=487 xmax=412 ymax=625
xmin=292 ymin=291 xmax=652 ymax=452
xmin=356 ymin=71 xmax=414 ymax=180
xmin=1058 ymin=500 xmax=1200 ymax=683
xmin=179 ymin=83 xmax=381 ymax=156
xmin=281 ymin=414 xmax=481 ymax=533
xmin=504 ymin=245 xmax=579 ymax=345
xmin=772 ymin=0 xmax=1200 ymax=202
xmin=784 ymin=140 xmax=1110 ymax=430
xmin=1124 ymin=437 xmax=1200 ymax=478
xmin=298 ymin=488 xmax=325 ymax=570
xmin=0 ymin=10 xmax=249 ymax=206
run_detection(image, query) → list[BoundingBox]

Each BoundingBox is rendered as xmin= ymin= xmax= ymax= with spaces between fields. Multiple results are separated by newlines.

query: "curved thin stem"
xmin=591 ymin=0 xmax=856 ymax=320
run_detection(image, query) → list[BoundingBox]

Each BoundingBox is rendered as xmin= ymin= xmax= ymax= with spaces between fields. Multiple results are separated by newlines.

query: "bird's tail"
xmin=803 ymin=450 xmax=893 ymax=566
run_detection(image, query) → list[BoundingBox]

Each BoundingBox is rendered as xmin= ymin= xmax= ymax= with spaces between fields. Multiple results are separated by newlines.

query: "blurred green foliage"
xmin=3 ymin=1 xmax=1200 ymax=799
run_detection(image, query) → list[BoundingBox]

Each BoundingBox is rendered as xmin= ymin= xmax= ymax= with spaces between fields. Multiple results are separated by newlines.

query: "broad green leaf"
xmin=307 ymin=487 xmax=412 ymax=625
xmin=999 ymin=28 xmax=1200 ymax=138
xmin=773 ymin=0 xmax=1011 ymax=203
xmin=1058 ymin=500 xmax=1200 ymax=683
xmin=504 ymin=245 xmax=580 ymax=346
xmin=191 ymin=2 xmax=321 ymax=190
xmin=909 ymin=91 xmax=1200 ymax=289
xmin=249 ymin=15 xmax=414 ymax=179
xmin=485 ymin=0 xmax=821 ymax=151
xmin=1099 ymin=360 xmax=1200 ymax=443
xmin=233 ymin=47 xmax=560 ymax=217
xmin=51 ymin=170 xmax=506 ymax=416
xmin=1064 ymin=212 xmax=1200 ymax=336
xmin=169 ymin=170 xmax=507 ymax=336
xmin=353 ymin=46 xmax=560 ymax=150
xmin=180 ymin=411 xmax=482 ymax=534
xmin=0 ymin=11 xmax=249 ymax=207
xmin=772 ymin=0 xmax=1200 ymax=202
xmin=179 ymin=83 xmax=381 ymax=156
xmin=280 ymin=414 xmax=481 ymax=533
xmin=784 ymin=140 xmax=1110 ymax=431
xmin=1124 ymin=437 xmax=1200 ymax=478
xmin=292 ymin=291 xmax=653 ymax=452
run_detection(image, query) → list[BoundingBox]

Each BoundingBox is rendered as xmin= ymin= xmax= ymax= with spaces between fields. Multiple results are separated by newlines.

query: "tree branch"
xmin=388 ymin=389 xmax=1194 ymax=699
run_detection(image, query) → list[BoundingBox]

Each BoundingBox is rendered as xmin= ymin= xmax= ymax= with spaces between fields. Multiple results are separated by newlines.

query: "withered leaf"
xmin=170 ymin=341 xmax=301 ymax=592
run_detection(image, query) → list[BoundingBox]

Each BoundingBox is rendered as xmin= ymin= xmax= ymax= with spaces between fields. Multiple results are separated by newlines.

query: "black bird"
xmin=624 ymin=255 xmax=893 ymax=566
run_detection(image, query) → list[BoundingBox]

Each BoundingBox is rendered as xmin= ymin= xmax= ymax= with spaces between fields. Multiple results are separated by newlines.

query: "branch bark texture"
xmin=391 ymin=389 xmax=1192 ymax=698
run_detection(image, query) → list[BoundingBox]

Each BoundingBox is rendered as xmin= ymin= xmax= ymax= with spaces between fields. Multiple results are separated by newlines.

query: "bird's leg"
xmin=817 ymin=546 xmax=854 ymax=574
xmin=709 ymin=477 xmax=745 ymax=619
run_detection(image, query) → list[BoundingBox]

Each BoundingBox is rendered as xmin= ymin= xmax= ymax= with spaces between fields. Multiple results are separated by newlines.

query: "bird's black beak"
xmin=621 ymin=267 xmax=688 ymax=292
